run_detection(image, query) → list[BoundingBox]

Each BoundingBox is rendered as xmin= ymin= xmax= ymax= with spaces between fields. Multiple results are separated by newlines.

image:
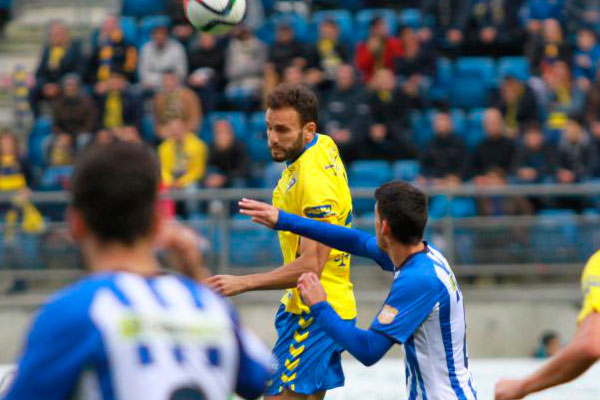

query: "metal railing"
xmin=0 ymin=183 xmax=599 ymax=280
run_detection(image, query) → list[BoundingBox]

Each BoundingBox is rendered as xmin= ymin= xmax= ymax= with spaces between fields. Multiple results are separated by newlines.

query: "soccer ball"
xmin=184 ymin=0 xmax=247 ymax=35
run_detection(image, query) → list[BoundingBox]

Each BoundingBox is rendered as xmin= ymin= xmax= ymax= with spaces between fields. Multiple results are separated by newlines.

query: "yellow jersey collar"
xmin=285 ymin=134 xmax=319 ymax=167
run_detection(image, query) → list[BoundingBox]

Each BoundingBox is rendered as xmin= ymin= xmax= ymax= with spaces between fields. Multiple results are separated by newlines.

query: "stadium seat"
xmin=247 ymin=112 xmax=271 ymax=163
xmin=230 ymin=217 xmax=282 ymax=266
xmin=398 ymin=9 xmax=422 ymax=29
xmin=531 ymin=210 xmax=578 ymax=263
xmin=200 ymin=112 xmax=247 ymax=143
xmin=310 ymin=10 xmax=355 ymax=44
xmin=498 ymin=56 xmax=531 ymax=81
xmin=138 ymin=15 xmax=171 ymax=47
xmin=349 ymin=160 xmax=392 ymax=214
xmin=463 ymin=109 xmax=487 ymax=150
xmin=355 ymin=9 xmax=397 ymax=41
xmin=141 ymin=114 xmax=156 ymax=143
xmin=450 ymin=57 xmax=497 ymax=108
xmin=454 ymin=57 xmax=497 ymax=85
xmin=121 ymin=17 xmax=139 ymax=46
xmin=122 ymin=0 xmax=167 ymax=18
xmin=28 ymin=116 xmax=53 ymax=168
xmin=263 ymin=162 xmax=285 ymax=188
xmin=256 ymin=14 xmax=310 ymax=44
xmin=392 ymin=160 xmax=420 ymax=182
xmin=429 ymin=196 xmax=477 ymax=219
xmin=410 ymin=110 xmax=434 ymax=147
xmin=39 ymin=166 xmax=73 ymax=191
xmin=428 ymin=57 xmax=453 ymax=101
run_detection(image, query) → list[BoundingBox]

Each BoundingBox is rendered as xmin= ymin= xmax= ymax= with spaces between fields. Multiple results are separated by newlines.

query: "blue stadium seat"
xmin=355 ymin=9 xmax=397 ymax=41
xmin=247 ymin=112 xmax=271 ymax=163
xmin=230 ymin=218 xmax=282 ymax=266
xmin=256 ymin=14 xmax=310 ymax=44
xmin=263 ymin=162 xmax=285 ymax=188
xmin=463 ymin=109 xmax=487 ymax=150
xmin=121 ymin=16 xmax=139 ymax=46
xmin=451 ymin=57 xmax=497 ymax=108
xmin=200 ymin=112 xmax=247 ymax=143
xmin=454 ymin=57 xmax=497 ymax=85
xmin=138 ymin=15 xmax=171 ymax=47
xmin=141 ymin=114 xmax=156 ymax=143
xmin=410 ymin=110 xmax=433 ymax=147
xmin=498 ymin=56 xmax=530 ymax=81
xmin=310 ymin=10 xmax=355 ymax=44
xmin=398 ymin=9 xmax=422 ymax=29
xmin=429 ymin=196 xmax=477 ymax=219
xmin=392 ymin=160 xmax=420 ymax=182
xmin=39 ymin=166 xmax=73 ymax=191
xmin=428 ymin=57 xmax=453 ymax=101
xmin=28 ymin=116 xmax=53 ymax=168
xmin=349 ymin=160 xmax=392 ymax=214
xmin=122 ymin=0 xmax=167 ymax=18
xmin=531 ymin=210 xmax=579 ymax=263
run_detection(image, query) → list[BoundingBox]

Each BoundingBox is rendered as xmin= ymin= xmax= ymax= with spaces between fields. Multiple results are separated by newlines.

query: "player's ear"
xmin=67 ymin=207 xmax=87 ymax=242
xmin=381 ymin=219 xmax=390 ymax=239
xmin=304 ymin=121 xmax=317 ymax=136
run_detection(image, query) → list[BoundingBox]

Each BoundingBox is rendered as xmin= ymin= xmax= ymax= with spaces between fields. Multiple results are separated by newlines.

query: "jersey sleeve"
xmin=578 ymin=253 xmax=600 ymax=323
xmin=3 ymin=286 xmax=98 ymax=400
xmin=370 ymin=269 xmax=441 ymax=344
xmin=297 ymin=162 xmax=343 ymax=224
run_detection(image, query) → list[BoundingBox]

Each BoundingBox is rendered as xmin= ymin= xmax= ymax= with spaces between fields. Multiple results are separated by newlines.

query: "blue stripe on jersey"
xmin=146 ymin=278 xmax=168 ymax=307
xmin=405 ymin=337 xmax=428 ymax=400
xmin=93 ymin=328 xmax=116 ymax=400
xmin=468 ymin=377 xmax=477 ymax=399
xmin=439 ymin=291 xmax=467 ymax=400
xmin=105 ymin=277 xmax=132 ymax=306
xmin=176 ymin=276 xmax=205 ymax=309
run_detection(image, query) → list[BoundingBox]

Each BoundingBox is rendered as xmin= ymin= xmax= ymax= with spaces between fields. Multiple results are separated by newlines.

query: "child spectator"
xmin=153 ymin=70 xmax=202 ymax=140
xmin=572 ymin=26 xmax=600 ymax=90
xmin=96 ymin=69 xmax=140 ymax=131
xmin=206 ymin=119 xmax=249 ymax=189
xmin=355 ymin=17 xmax=403 ymax=82
xmin=139 ymin=25 xmax=187 ymax=90
xmin=514 ymin=123 xmax=558 ymax=183
xmin=187 ymin=32 xmax=225 ymax=112
xmin=0 ymin=131 xmax=31 ymax=193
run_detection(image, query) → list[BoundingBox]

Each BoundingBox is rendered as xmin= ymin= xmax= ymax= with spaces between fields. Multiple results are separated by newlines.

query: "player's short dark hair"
xmin=374 ymin=181 xmax=428 ymax=245
xmin=266 ymin=83 xmax=319 ymax=126
xmin=71 ymin=142 xmax=160 ymax=245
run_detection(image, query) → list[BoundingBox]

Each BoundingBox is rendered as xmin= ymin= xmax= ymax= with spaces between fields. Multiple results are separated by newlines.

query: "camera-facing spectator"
xmin=86 ymin=15 xmax=137 ymax=89
xmin=267 ymin=23 xmax=308 ymax=77
xmin=572 ymin=26 xmax=600 ymax=91
xmin=306 ymin=19 xmax=350 ymax=89
xmin=32 ymin=21 xmax=84 ymax=116
xmin=466 ymin=0 xmax=524 ymax=57
xmin=153 ymin=70 xmax=202 ymax=140
xmin=515 ymin=123 xmax=558 ymax=183
xmin=206 ymin=119 xmax=249 ymax=189
xmin=139 ymin=25 xmax=187 ymax=90
xmin=166 ymin=0 xmax=195 ymax=45
xmin=467 ymin=108 xmax=517 ymax=180
xmin=52 ymin=74 xmax=98 ymax=149
xmin=420 ymin=0 xmax=470 ymax=53
xmin=187 ymin=32 xmax=226 ymax=112
xmin=0 ymin=131 xmax=31 ymax=193
xmin=355 ymin=122 xmax=417 ymax=162
xmin=539 ymin=61 xmax=586 ymax=129
xmin=526 ymin=19 xmax=571 ymax=74
xmin=534 ymin=331 xmax=562 ymax=358
xmin=355 ymin=17 xmax=403 ymax=82
xmin=556 ymin=118 xmax=597 ymax=183
xmin=96 ymin=69 xmax=140 ymax=131
xmin=368 ymin=68 xmax=412 ymax=140
xmin=158 ymin=118 xmax=208 ymax=190
xmin=494 ymin=75 xmax=539 ymax=137
xmin=420 ymin=110 xmax=467 ymax=184
xmin=395 ymin=26 xmax=436 ymax=97
xmin=225 ymin=26 xmax=267 ymax=103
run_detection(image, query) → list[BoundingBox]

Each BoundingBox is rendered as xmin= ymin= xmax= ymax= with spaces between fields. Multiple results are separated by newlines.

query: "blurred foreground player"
xmin=494 ymin=251 xmax=600 ymax=400
xmin=2 ymin=142 xmax=272 ymax=400
xmin=208 ymin=84 xmax=355 ymax=399
xmin=240 ymin=182 xmax=477 ymax=400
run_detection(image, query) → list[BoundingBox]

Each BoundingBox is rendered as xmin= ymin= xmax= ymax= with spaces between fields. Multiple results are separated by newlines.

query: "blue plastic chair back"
xmin=138 ymin=15 xmax=171 ymax=47
xmin=392 ymin=160 xmax=421 ymax=182
xmin=498 ymin=56 xmax=531 ymax=81
xmin=122 ymin=0 xmax=167 ymax=18
xmin=398 ymin=9 xmax=422 ymax=29
xmin=200 ymin=112 xmax=247 ymax=143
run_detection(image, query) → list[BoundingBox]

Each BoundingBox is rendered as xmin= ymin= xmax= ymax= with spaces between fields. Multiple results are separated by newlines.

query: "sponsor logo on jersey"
xmin=304 ymin=205 xmax=334 ymax=219
xmin=377 ymin=305 xmax=398 ymax=325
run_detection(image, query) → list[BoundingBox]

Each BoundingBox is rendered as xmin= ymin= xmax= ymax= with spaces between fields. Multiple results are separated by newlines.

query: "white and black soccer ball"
xmin=184 ymin=0 xmax=247 ymax=35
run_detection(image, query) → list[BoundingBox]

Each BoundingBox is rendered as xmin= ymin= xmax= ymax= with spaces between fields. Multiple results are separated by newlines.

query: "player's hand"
xmin=494 ymin=378 xmax=526 ymax=400
xmin=298 ymin=272 xmax=327 ymax=306
xmin=238 ymin=198 xmax=279 ymax=229
xmin=205 ymin=274 xmax=249 ymax=296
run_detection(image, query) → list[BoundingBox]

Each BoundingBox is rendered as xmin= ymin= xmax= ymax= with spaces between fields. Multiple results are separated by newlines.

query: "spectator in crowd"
xmin=494 ymin=74 xmax=539 ymax=137
xmin=534 ymin=331 xmax=562 ymax=358
xmin=395 ymin=26 xmax=436 ymax=96
xmin=187 ymin=32 xmax=225 ymax=112
xmin=306 ymin=19 xmax=350 ymax=90
xmin=466 ymin=0 xmax=524 ymax=57
xmin=524 ymin=0 xmax=566 ymax=36
xmin=321 ymin=64 xmax=370 ymax=162
xmin=420 ymin=0 xmax=471 ymax=54
xmin=514 ymin=123 xmax=558 ymax=183
xmin=526 ymin=19 xmax=571 ymax=74
xmin=153 ymin=70 xmax=202 ymax=140
xmin=139 ymin=25 xmax=187 ymax=90
xmin=281 ymin=65 xmax=306 ymax=86
xmin=267 ymin=23 xmax=307 ymax=77
xmin=52 ymin=74 xmax=98 ymax=149
xmin=368 ymin=68 xmax=412 ymax=141
xmin=158 ymin=117 xmax=208 ymax=190
xmin=355 ymin=17 xmax=403 ymax=82
xmin=556 ymin=118 xmax=596 ymax=183
xmin=224 ymin=26 xmax=267 ymax=104
xmin=0 ymin=131 xmax=31 ymax=193
xmin=96 ymin=69 xmax=140 ymax=131
xmin=539 ymin=61 xmax=586 ymax=131
xmin=572 ymin=26 xmax=600 ymax=91
xmin=476 ymin=167 xmax=534 ymax=215
xmin=46 ymin=132 xmax=74 ymax=169
xmin=585 ymin=68 xmax=600 ymax=128
xmin=0 ymin=0 xmax=11 ymax=38
xmin=468 ymin=108 xmax=517 ymax=180
xmin=420 ymin=110 xmax=467 ymax=184
xmin=566 ymin=0 xmax=600 ymax=36
xmin=355 ymin=121 xmax=418 ymax=162
xmin=32 ymin=20 xmax=84 ymax=116
xmin=206 ymin=119 xmax=249 ymax=189
xmin=86 ymin=15 xmax=137 ymax=89
xmin=166 ymin=0 xmax=195 ymax=45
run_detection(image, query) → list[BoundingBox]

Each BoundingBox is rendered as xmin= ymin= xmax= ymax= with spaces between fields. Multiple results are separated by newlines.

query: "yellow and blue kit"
xmin=266 ymin=133 xmax=356 ymax=395
xmin=578 ymin=250 xmax=600 ymax=324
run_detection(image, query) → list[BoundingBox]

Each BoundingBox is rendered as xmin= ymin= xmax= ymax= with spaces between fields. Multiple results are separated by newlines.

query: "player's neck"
xmin=84 ymin=239 xmax=160 ymax=276
xmin=386 ymin=241 xmax=426 ymax=270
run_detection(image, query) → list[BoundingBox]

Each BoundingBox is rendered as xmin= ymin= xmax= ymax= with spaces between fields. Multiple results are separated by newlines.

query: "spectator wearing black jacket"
xmin=306 ymin=19 xmax=350 ymax=91
xmin=31 ymin=21 xmax=84 ymax=116
xmin=96 ymin=70 xmax=141 ymax=132
xmin=396 ymin=26 xmax=436 ymax=107
xmin=420 ymin=110 xmax=467 ymax=182
xmin=467 ymin=108 xmax=517 ymax=180
xmin=267 ymin=23 xmax=307 ymax=76
xmin=205 ymin=119 xmax=249 ymax=188
xmin=355 ymin=122 xmax=418 ymax=162
xmin=556 ymin=119 xmax=597 ymax=183
xmin=495 ymin=75 xmax=540 ymax=137
xmin=525 ymin=19 xmax=571 ymax=74
xmin=515 ymin=123 xmax=559 ymax=183
xmin=166 ymin=0 xmax=195 ymax=45
xmin=368 ymin=69 xmax=412 ymax=141
xmin=420 ymin=0 xmax=471 ymax=55
xmin=187 ymin=32 xmax=226 ymax=112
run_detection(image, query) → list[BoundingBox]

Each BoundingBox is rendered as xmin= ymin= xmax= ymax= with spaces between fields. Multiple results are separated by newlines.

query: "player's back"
xmin=4 ymin=272 xmax=272 ymax=400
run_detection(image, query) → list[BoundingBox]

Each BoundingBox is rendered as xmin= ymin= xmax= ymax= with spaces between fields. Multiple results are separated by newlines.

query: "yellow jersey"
xmin=158 ymin=132 xmax=208 ymax=188
xmin=578 ymin=250 xmax=600 ymax=323
xmin=273 ymin=134 xmax=356 ymax=320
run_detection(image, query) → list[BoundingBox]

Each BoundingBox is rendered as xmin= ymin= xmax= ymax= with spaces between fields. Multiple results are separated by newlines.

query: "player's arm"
xmin=298 ymin=273 xmax=394 ymax=366
xmin=495 ymin=312 xmax=600 ymax=400
xmin=239 ymin=198 xmax=394 ymax=271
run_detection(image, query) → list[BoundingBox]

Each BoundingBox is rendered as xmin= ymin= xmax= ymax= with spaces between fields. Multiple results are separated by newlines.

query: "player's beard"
xmin=270 ymin=131 xmax=305 ymax=163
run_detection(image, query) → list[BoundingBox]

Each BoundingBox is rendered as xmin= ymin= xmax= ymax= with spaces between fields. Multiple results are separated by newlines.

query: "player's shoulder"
xmin=584 ymin=250 xmax=600 ymax=276
xmin=45 ymin=274 xmax=113 ymax=310
xmin=393 ymin=251 xmax=443 ymax=292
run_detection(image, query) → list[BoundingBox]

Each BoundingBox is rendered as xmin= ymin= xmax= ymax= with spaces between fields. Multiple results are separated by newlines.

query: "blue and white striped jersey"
xmin=370 ymin=244 xmax=477 ymax=400
xmin=3 ymin=272 xmax=273 ymax=400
